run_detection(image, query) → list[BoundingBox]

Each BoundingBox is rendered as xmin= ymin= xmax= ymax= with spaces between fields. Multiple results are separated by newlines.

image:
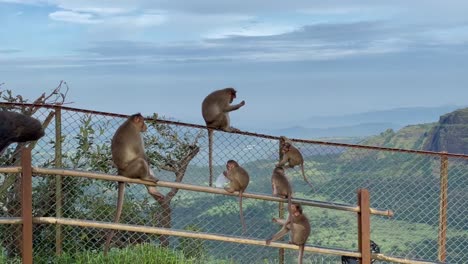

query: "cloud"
xmin=0 ymin=49 xmax=22 ymax=54
xmin=74 ymin=21 xmax=405 ymax=63
xmin=49 ymin=10 xmax=100 ymax=24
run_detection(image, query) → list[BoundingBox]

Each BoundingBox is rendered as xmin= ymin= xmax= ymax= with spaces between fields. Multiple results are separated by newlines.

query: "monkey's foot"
xmin=148 ymin=187 xmax=165 ymax=201
xmin=266 ymin=239 xmax=271 ymax=245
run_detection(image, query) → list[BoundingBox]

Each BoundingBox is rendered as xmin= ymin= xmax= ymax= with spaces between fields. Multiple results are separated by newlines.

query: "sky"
xmin=1 ymin=0 xmax=468 ymax=130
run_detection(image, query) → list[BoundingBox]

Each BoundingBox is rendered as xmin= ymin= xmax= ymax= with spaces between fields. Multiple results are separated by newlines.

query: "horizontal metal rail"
xmin=0 ymin=217 xmax=22 ymax=225
xmin=35 ymin=216 xmax=360 ymax=258
xmin=0 ymin=166 xmax=22 ymax=173
xmin=32 ymin=167 xmax=393 ymax=217
xmin=33 ymin=217 xmax=435 ymax=264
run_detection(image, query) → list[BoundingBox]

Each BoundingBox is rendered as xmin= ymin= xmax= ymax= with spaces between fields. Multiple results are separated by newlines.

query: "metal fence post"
xmin=208 ymin=129 xmax=214 ymax=187
xmin=357 ymin=189 xmax=371 ymax=264
xmin=438 ymin=153 xmax=448 ymax=262
xmin=21 ymin=147 xmax=33 ymax=264
xmin=55 ymin=106 xmax=63 ymax=255
xmin=278 ymin=138 xmax=284 ymax=264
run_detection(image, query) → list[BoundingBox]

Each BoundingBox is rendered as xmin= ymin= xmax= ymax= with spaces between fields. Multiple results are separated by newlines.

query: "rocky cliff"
xmin=423 ymin=108 xmax=468 ymax=154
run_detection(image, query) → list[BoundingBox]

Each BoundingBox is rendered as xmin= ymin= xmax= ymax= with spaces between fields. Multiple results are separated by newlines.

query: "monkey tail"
xmin=104 ymin=182 xmax=125 ymax=256
xmin=208 ymin=129 xmax=214 ymax=187
xmin=301 ymin=163 xmax=314 ymax=190
xmin=298 ymin=244 xmax=304 ymax=264
xmin=239 ymin=191 xmax=246 ymax=234
xmin=287 ymin=193 xmax=295 ymax=244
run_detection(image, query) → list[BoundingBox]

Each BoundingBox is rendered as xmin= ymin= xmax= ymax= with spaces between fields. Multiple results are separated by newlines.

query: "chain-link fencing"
xmin=0 ymin=103 xmax=467 ymax=264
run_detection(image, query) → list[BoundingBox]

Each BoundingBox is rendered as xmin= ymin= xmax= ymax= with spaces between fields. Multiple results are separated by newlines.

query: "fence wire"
xmin=0 ymin=104 xmax=467 ymax=264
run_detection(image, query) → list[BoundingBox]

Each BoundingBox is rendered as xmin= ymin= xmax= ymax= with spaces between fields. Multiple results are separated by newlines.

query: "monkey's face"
xmin=133 ymin=117 xmax=148 ymax=132
xmin=282 ymin=144 xmax=290 ymax=154
xmin=291 ymin=204 xmax=303 ymax=215
xmin=229 ymin=91 xmax=236 ymax=103
xmin=226 ymin=162 xmax=235 ymax=171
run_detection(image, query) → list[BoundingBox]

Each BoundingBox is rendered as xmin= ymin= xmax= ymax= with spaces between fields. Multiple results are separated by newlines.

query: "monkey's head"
xmin=273 ymin=166 xmax=285 ymax=174
xmin=282 ymin=143 xmax=291 ymax=153
xmin=224 ymin=88 xmax=237 ymax=103
xmin=291 ymin=203 xmax=303 ymax=215
xmin=226 ymin=159 xmax=239 ymax=170
xmin=130 ymin=113 xmax=147 ymax=132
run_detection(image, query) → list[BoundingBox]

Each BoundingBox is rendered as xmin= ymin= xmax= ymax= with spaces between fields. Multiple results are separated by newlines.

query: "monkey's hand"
xmin=223 ymin=170 xmax=227 ymax=176
xmin=272 ymin=218 xmax=279 ymax=223
xmin=239 ymin=100 xmax=245 ymax=107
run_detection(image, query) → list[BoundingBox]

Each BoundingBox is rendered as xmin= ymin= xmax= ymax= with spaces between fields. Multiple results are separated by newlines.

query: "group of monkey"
xmin=0 ymin=88 xmax=313 ymax=263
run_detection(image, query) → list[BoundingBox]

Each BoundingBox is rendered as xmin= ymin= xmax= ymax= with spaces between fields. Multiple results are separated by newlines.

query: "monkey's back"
xmin=0 ymin=111 xmax=44 ymax=142
xmin=291 ymin=215 xmax=311 ymax=245
xmin=201 ymin=90 xmax=227 ymax=123
xmin=233 ymin=166 xmax=250 ymax=192
xmin=111 ymin=123 xmax=142 ymax=168
xmin=272 ymin=172 xmax=291 ymax=197
xmin=288 ymin=147 xmax=304 ymax=166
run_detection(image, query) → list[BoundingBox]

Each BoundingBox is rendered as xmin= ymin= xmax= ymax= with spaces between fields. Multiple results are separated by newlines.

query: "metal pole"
xmin=278 ymin=138 xmax=284 ymax=264
xmin=21 ymin=148 xmax=33 ymax=264
xmin=437 ymin=153 xmax=448 ymax=262
xmin=357 ymin=189 xmax=371 ymax=264
xmin=55 ymin=107 xmax=63 ymax=255
xmin=208 ymin=129 xmax=213 ymax=187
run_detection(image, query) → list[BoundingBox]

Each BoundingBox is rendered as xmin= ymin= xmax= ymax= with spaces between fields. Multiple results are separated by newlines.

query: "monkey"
xmin=266 ymin=203 xmax=311 ymax=264
xmin=202 ymin=88 xmax=245 ymax=186
xmin=276 ymin=136 xmax=314 ymax=189
xmin=223 ymin=159 xmax=250 ymax=233
xmin=104 ymin=113 xmax=164 ymax=255
xmin=201 ymin=88 xmax=245 ymax=132
xmin=271 ymin=166 xmax=295 ymax=240
xmin=0 ymin=111 xmax=44 ymax=153
xmin=271 ymin=166 xmax=293 ymax=212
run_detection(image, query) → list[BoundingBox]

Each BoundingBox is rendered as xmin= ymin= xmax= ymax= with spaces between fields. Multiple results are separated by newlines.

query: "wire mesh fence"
xmin=1 ymin=103 xmax=467 ymax=264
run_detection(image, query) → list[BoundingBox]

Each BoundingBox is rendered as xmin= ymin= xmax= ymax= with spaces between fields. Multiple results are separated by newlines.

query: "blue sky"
xmin=1 ymin=0 xmax=468 ymax=130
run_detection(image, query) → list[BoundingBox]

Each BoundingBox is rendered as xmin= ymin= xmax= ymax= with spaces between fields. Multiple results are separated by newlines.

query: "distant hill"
xmin=359 ymin=107 xmax=468 ymax=154
xmin=302 ymin=105 xmax=463 ymax=128
xmin=260 ymin=105 xmax=464 ymax=139
xmin=423 ymin=108 xmax=468 ymax=154
xmin=268 ymin=122 xmax=401 ymax=139
xmin=360 ymin=124 xmax=435 ymax=150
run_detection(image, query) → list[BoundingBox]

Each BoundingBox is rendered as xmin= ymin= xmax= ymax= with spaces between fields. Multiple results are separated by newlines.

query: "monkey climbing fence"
xmin=1 ymin=102 xmax=467 ymax=264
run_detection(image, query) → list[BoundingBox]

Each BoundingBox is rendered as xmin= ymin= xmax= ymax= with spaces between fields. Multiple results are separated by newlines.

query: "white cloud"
xmin=49 ymin=10 xmax=101 ymax=24
xmin=59 ymin=6 xmax=129 ymax=16
xmin=206 ymin=23 xmax=296 ymax=39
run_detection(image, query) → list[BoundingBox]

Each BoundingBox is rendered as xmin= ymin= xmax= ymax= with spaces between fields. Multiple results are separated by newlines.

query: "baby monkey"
xmin=224 ymin=159 xmax=250 ymax=233
xmin=266 ymin=203 xmax=311 ymax=264
xmin=271 ymin=166 xmax=293 ymax=210
xmin=276 ymin=136 xmax=313 ymax=189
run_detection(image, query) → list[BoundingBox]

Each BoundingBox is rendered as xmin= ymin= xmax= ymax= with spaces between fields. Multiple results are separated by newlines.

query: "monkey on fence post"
xmin=223 ymin=159 xmax=250 ymax=233
xmin=0 ymin=111 xmax=44 ymax=153
xmin=266 ymin=203 xmax=311 ymax=264
xmin=104 ymin=113 xmax=164 ymax=255
xmin=202 ymin=88 xmax=245 ymax=186
xmin=276 ymin=136 xmax=313 ymax=189
xmin=201 ymin=88 xmax=245 ymax=132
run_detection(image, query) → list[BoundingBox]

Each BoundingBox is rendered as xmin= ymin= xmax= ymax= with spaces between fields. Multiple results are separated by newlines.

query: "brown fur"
xmin=224 ymin=160 xmax=250 ymax=233
xmin=201 ymin=88 xmax=245 ymax=132
xmin=266 ymin=203 xmax=311 ymax=264
xmin=104 ymin=113 xmax=163 ymax=255
xmin=277 ymin=136 xmax=313 ymax=189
